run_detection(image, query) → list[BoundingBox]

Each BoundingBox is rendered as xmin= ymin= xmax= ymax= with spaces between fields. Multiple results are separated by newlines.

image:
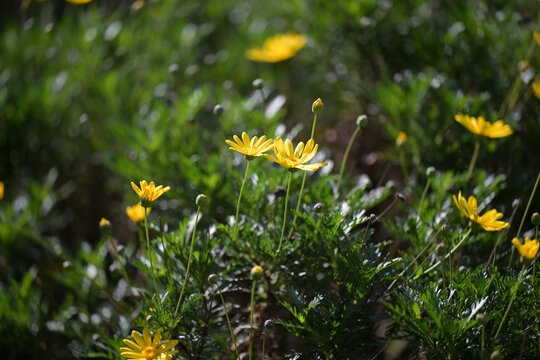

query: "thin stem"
xmin=107 ymin=235 xmax=133 ymax=295
xmin=235 ymin=160 xmax=251 ymax=242
xmin=509 ymin=171 xmax=540 ymax=266
xmin=413 ymin=229 xmax=471 ymax=280
xmin=174 ymin=206 xmax=201 ymax=317
xmin=261 ymin=325 xmax=268 ymax=360
xmin=249 ymin=280 xmax=257 ymax=360
xmin=314 ymin=218 xmax=321 ymax=243
xmin=258 ymin=88 xmax=266 ymax=115
xmin=494 ymin=264 xmax=528 ymax=340
xmin=144 ymin=207 xmax=162 ymax=310
xmin=289 ymin=113 xmax=318 ymax=237
xmin=399 ymin=150 xmax=409 ymax=181
xmin=466 ymin=141 xmax=480 ymax=180
xmin=337 ymin=125 xmax=361 ymax=194
xmin=481 ymin=325 xmax=485 ymax=357
xmin=217 ymin=284 xmax=240 ymax=360
xmin=277 ymin=172 xmax=293 ymax=253
xmin=417 ymin=178 xmax=431 ymax=218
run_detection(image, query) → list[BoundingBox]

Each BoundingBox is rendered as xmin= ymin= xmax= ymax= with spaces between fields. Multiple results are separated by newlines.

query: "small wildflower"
xmin=532 ymin=81 xmax=540 ymax=100
xmin=265 ymin=137 xmax=327 ymax=172
xmin=453 ymin=191 xmax=510 ymax=231
xmin=245 ymin=33 xmax=307 ymax=63
xmin=126 ymin=203 xmax=148 ymax=223
xmin=196 ymin=194 xmax=207 ymax=207
xmin=213 ymin=104 xmax=224 ymax=117
xmin=250 ymin=265 xmax=263 ymax=280
xmin=99 ymin=218 xmax=111 ymax=228
xmin=396 ymin=131 xmax=408 ymax=146
xmin=149 ymin=307 xmax=156 ymax=312
xmin=356 ymin=115 xmax=368 ymax=128
xmin=226 ymin=132 xmax=274 ymax=160
xmin=312 ymin=98 xmax=324 ymax=114
xmin=511 ymin=237 xmax=539 ymax=260
xmin=131 ymin=180 xmax=171 ymax=208
xmin=454 ymin=113 xmax=512 ymax=138
xmin=120 ymin=328 xmax=178 ymax=360
xmin=534 ymin=31 xmax=540 ymax=46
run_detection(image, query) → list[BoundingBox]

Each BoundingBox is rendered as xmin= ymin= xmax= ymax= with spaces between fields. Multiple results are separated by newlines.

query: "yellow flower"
xmin=245 ymin=33 xmax=307 ymax=63
xmin=99 ymin=218 xmax=111 ymax=227
xmin=512 ymin=237 xmax=539 ymax=260
xmin=126 ymin=203 xmax=149 ymax=223
xmin=66 ymin=0 xmax=93 ymax=4
xmin=532 ymin=81 xmax=540 ymax=100
xmin=0 ymin=181 xmax=4 ymax=200
xmin=131 ymin=180 xmax=171 ymax=207
xmin=396 ymin=131 xmax=408 ymax=146
xmin=453 ymin=191 xmax=510 ymax=231
xmin=454 ymin=114 xmax=512 ymax=138
xmin=265 ymin=137 xmax=327 ymax=172
xmin=534 ymin=31 xmax=540 ymax=46
xmin=120 ymin=328 xmax=178 ymax=360
xmin=225 ymin=132 xmax=274 ymax=160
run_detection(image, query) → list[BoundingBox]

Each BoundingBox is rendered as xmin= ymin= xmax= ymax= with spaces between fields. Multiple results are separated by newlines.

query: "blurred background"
xmin=1 ymin=0 xmax=539 ymax=358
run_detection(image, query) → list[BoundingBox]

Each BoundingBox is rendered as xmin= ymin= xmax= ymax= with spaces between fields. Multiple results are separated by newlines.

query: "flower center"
xmin=142 ymin=346 xmax=158 ymax=359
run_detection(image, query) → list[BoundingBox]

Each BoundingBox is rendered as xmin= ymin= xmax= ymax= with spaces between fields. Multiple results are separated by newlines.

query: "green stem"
xmin=217 ymin=284 xmax=240 ymax=360
xmin=399 ymin=150 xmax=409 ymax=181
xmin=107 ymin=235 xmax=133 ymax=295
xmin=173 ymin=206 xmax=201 ymax=317
xmin=337 ymin=125 xmax=361 ymax=194
xmin=249 ymin=280 xmax=257 ymax=360
xmin=413 ymin=229 xmax=471 ymax=280
xmin=509 ymin=171 xmax=540 ymax=266
xmin=466 ymin=141 xmax=480 ymax=180
xmin=417 ymin=178 xmax=431 ymax=218
xmin=289 ymin=113 xmax=318 ymax=236
xmin=278 ymin=172 xmax=293 ymax=253
xmin=493 ymin=264 xmax=527 ymax=340
xmin=144 ymin=207 xmax=162 ymax=310
xmin=261 ymin=325 xmax=268 ymax=360
xmin=234 ymin=160 xmax=251 ymax=243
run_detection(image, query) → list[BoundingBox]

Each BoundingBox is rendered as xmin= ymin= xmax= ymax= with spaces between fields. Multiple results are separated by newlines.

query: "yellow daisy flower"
xmin=131 ymin=180 xmax=171 ymax=207
xmin=126 ymin=203 xmax=149 ymax=223
xmin=226 ymin=132 xmax=274 ymax=160
xmin=265 ymin=137 xmax=327 ymax=172
xmin=66 ymin=0 xmax=93 ymax=4
xmin=453 ymin=191 xmax=510 ymax=232
xmin=120 ymin=328 xmax=178 ymax=360
xmin=511 ymin=237 xmax=539 ymax=260
xmin=454 ymin=114 xmax=512 ymax=138
xmin=532 ymin=81 xmax=540 ymax=100
xmin=396 ymin=131 xmax=408 ymax=146
xmin=245 ymin=33 xmax=307 ymax=63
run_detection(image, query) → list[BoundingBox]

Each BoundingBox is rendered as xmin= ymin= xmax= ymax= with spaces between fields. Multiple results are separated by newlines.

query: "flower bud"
xmin=274 ymin=186 xmax=286 ymax=197
xmin=208 ymin=274 xmax=218 ymax=284
xmin=532 ymin=212 xmax=540 ymax=226
xmin=476 ymin=313 xmax=487 ymax=324
xmin=490 ymin=350 xmax=502 ymax=360
xmin=396 ymin=131 xmax=408 ymax=146
xmin=196 ymin=194 xmax=207 ymax=207
xmin=356 ymin=115 xmax=368 ymax=128
xmin=252 ymin=78 xmax=264 ymax=90
xmin=396 ymin=193 xmax=405 ymax=202
xmin=426 ymin=167 xmax=436 ymax=178
xmin=250 ymin=265 xmax=263 ymax=280
xmin=213 ymin=104 xmax=224 ymax=117
xmin=313 ymin=202 xmax=323 ymax=212
xmin=99 ymin=217 xmax=112 ymax=235
xmin=264 ymin=319 xmax=274 ymax=328
xmin=312 ymin=98 xmax=324 ymax=114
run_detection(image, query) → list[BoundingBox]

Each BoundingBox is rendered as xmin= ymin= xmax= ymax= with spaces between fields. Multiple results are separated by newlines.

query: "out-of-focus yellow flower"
xmin=120 ymin=328 xmax=178 ymax=360
xmin=126 ymin=203 xmax=149 ymax=223
xmin=532 ymin=81 xmax=540 ymax=100
xmin=245 ymin=33 xmax=307 ymax=63
xmin=454 ymin=114 xmax=512 ymax=138
xmin=453 ymin=191 xmax=510 ymax=232
xmin=131 ymin=181 xmax=171 ymax=207
xmin=66 ymin=0 xmax=93 ymax=4
xmin=131 ymin=0 xmax=145 ymax=11
xmin=99 ymin=218 xmax=111 ymax=227
xmin=0 ymin=181 xmax=4 ymax=200
xmin=511 ymin=237 xmax=539 ymax=260
xmin=534 ymin=31 xmax=540 ymax=46
xmin=396 ymin=131 xmax=408 ymax=146
xmin=226 ymin=132 xmax=274 ymax=160
xmin=265 ymin=137 xmax=327 ymax=172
